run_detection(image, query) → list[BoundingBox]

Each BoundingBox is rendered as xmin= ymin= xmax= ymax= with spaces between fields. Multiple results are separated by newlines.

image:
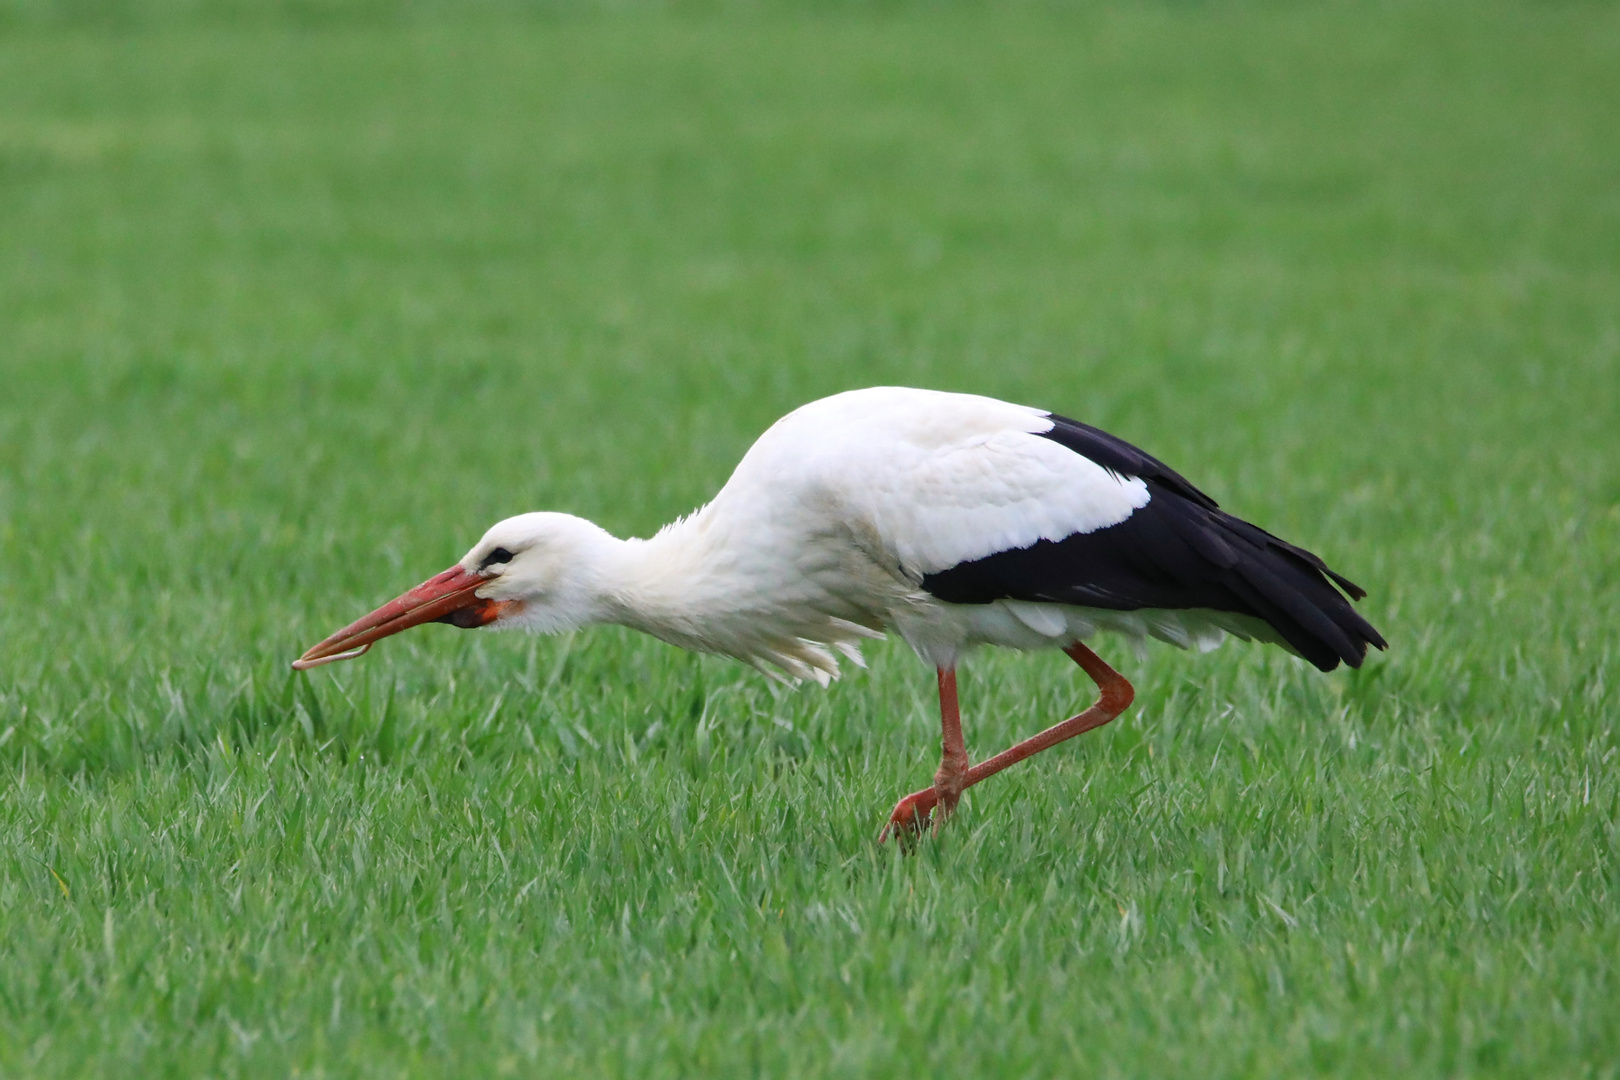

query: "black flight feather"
xmin=919 ymin=414 xmax=1386 ymax=671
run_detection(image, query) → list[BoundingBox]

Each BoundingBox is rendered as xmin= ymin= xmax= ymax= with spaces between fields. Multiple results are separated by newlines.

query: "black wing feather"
xmin=920 ymin=414 xmax=1386 ymax=671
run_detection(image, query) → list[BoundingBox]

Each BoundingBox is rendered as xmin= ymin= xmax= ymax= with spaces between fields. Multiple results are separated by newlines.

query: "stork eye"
xmin=480 ymin=547 xmax=515 ymax=571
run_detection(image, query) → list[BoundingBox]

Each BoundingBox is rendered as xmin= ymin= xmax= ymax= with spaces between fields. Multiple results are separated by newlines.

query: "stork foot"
xmin=880 ymin=786 xmax=944 ymax=843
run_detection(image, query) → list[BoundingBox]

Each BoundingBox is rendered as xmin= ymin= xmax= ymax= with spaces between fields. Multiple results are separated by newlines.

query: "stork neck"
xmin=596 ymin=512 xmax=730 ymax=641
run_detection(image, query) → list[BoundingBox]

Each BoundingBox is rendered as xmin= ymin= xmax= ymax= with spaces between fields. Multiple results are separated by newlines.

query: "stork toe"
xmin=880 ymin=786 xmax=942 ymax=842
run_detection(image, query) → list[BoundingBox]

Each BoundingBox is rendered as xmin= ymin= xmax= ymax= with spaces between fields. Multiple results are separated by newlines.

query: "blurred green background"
xmin=2 ymin=2 xmax=1618 ymax=1076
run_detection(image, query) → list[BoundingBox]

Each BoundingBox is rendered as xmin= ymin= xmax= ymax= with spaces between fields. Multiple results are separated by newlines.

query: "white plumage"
xmin=296 ymin=386 xmax=1384 ymax=836
xmin=472 ymin=389 xmax=1198 ymax=679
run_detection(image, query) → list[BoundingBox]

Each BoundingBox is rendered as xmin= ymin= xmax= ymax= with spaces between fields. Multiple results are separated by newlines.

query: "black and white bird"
xmin=295 ymin=387 xmax=1385 ymax=836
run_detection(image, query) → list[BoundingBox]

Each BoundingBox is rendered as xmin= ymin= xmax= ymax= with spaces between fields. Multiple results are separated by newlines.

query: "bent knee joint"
xmin=1101 ymin=677 xmax=1135 ymax=714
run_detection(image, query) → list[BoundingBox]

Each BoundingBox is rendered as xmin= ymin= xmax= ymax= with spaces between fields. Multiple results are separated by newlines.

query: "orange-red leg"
xmin=881 ymin=642 xmax=1135 ymax=841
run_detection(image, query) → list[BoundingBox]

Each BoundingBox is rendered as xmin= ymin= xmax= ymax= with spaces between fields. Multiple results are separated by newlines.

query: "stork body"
xmin=296 ymin=387 xmax=1384 ymax=836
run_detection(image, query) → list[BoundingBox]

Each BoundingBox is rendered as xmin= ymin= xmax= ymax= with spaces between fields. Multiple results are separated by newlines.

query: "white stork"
xmin=294 ymin=387 xmax=1385 ymax=837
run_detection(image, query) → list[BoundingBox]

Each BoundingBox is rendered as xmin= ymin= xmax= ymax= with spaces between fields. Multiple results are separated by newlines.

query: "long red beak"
xmin=292 ymin=564 xmax=509 ymax=670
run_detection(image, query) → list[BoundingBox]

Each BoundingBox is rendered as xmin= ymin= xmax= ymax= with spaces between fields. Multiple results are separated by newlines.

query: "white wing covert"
xmin=852 ymin=428 xmax=1150 ymax=580
xmin=749 ymin=388 xmax=1151 ymax=583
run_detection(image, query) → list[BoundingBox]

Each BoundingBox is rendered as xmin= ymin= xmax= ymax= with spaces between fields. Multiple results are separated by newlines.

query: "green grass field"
xmin=3 ymin=2 xmax=1618 ymax=1075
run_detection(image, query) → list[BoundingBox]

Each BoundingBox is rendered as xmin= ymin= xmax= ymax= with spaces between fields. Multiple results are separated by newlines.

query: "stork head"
xmin=293 ymin=512 xmax=619 ymax=670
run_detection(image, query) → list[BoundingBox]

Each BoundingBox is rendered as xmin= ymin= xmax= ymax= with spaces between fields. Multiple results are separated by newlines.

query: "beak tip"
xmin=291 ymin=643 xmax=372 ymax=671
